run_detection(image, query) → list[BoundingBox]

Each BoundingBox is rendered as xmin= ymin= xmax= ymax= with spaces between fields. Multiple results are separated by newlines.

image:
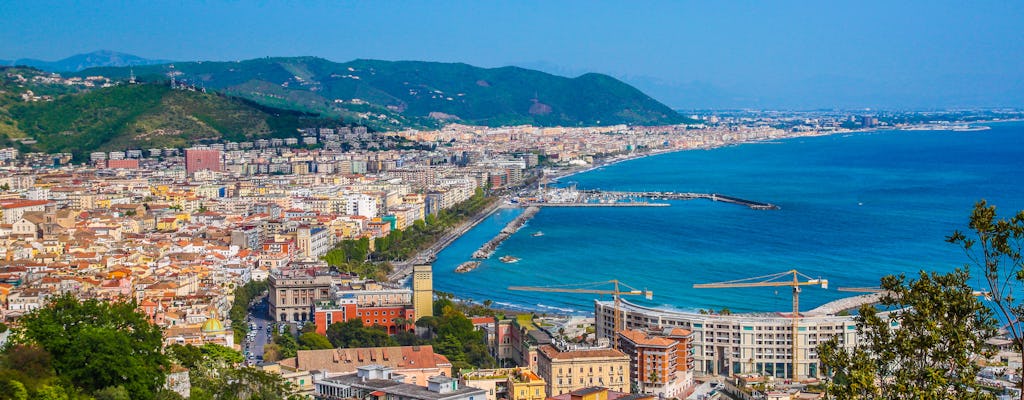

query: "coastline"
xmin=425 ymin=120 xmax=1015 ymax=317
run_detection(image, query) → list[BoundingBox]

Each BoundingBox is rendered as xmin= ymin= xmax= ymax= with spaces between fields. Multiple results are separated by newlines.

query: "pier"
xmin=577 ymin=190 xmax=780 ymax=210
xmin=472 ymin=206 xmax=540 ymax=259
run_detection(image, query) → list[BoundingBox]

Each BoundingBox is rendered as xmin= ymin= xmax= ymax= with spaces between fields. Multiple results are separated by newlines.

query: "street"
xmin=242 ymin=296 xmax=272 ymax=365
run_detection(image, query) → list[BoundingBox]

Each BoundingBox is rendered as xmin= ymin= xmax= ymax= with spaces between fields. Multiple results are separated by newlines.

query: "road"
xmin=242 ymin=296 xmax=272 ymax=365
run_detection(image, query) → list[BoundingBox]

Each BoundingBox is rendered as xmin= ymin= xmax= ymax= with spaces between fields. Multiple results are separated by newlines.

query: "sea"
xmin=430 ymin=122 xmax=1024 ymax=316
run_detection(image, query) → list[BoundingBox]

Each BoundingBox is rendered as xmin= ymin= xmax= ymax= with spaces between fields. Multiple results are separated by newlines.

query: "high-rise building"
xmin=185 ymin=148 xmax=223 ymax=175
xmin=413 ymin=264 xmax=433 ymax=321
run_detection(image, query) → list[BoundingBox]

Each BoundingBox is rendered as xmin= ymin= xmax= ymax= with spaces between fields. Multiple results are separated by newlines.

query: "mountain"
xmin=77 ymin=57 xmax=687 ymax=127
xmin=0 ymin=69 xmax=342 ymax=160
xmin=2 ymin=50 xmax=172 ymax=72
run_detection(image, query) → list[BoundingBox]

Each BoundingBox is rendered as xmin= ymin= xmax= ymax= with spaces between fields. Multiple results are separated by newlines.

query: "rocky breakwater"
xmin=472 ymin=206 xmax=540 ymax=259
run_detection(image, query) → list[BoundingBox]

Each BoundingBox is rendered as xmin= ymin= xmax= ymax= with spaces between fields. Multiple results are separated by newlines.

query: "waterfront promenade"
xmin=387 ymin=200 xmax=508 ymax=281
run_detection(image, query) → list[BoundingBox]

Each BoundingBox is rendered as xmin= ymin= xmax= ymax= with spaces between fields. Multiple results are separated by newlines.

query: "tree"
xmin=13 ymin=294 xmax=168 ymax=400
xmin=818 ymin=269 xmax=997 ymax=399
xmin=298 ymin=332 xmax=334 ymax=350
xmin=947 ymin=200 xmax=1024 ymax=398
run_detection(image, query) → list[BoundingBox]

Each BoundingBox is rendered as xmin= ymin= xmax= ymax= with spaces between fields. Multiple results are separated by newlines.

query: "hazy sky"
xmin=3 ymin=1 xmax=1023 ymax=109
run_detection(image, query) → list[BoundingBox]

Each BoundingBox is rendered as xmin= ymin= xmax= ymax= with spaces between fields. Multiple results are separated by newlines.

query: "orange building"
xmin=617 ymin=328 xmax=694 ymax=398
xmin=313 ymin=299 xmax=415 ymax=335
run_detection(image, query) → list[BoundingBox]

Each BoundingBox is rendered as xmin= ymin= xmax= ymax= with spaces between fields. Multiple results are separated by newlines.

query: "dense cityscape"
xmin=4 ymin=2 xmax=1024 ymax=400
xmin=0 ymin=69 xmax=1020 ymax=399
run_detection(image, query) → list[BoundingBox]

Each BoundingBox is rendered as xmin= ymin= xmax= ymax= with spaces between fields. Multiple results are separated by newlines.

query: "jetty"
xmin=577 ymin=190 xmax=780 ymax=210
xmin=454 ymin=261 xmax=481 ymax=273
xmin=472 ymin=206 xmax=539 ymax=259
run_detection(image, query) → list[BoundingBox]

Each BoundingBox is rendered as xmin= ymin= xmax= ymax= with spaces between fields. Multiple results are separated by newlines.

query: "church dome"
xmin=201 ymin=317 xmax=225 ymax=333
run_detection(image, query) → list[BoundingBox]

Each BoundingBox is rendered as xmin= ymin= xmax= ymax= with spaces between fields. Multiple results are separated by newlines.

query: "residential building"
xmin=535 ymin=345 xmax=630 ymax=396
xmin=461 ymin=368 xmax=546 ymax=400
xmin=616 ymin=329 xmax=692 ymax=398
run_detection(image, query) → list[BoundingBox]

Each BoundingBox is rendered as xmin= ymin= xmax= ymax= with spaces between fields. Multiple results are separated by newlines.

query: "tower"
xmin=412 ymin=264 xmax=433 ymax=321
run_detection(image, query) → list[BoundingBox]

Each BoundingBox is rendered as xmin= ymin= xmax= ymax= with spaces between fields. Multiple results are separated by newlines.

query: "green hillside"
xmin=0 ymin=74 xmax=341 ymax=160
xmin=78 ymin=57 xmax=689 ymax=127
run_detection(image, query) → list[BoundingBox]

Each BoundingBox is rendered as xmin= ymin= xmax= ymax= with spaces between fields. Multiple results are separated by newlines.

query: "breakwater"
xmin=578 ymin=190 xmax=780 ymax=210
xmin=472 ymin=206 xmax=540 ymax=259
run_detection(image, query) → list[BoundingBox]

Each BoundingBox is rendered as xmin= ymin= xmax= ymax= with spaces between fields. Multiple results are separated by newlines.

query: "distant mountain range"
xmin=74 ymin=56 xmax=688 ymax=128
xmin=0 ymin=50 xmax=172 ymax=72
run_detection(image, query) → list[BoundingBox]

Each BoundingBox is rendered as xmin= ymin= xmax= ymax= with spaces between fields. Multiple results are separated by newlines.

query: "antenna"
xmin=129 ymin=67 xmax=136 ymax=84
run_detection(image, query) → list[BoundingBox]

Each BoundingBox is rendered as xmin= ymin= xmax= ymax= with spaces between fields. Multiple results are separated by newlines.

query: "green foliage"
xmin=168 ymin=343 xmax=295 ymax=400
xmin=417 ymin=299 xmax=496 ymax=372
xmin=298 ymin=332 xmax=334 ymax=350
xmin=819 ymin=269 xmax=997 ymax=399
xmin=326 ymin=319 xmax=396 ymax=348
xmin=230 ymin=280 xmax=268 ymax=343
xmin=273 ymin=332 xmax=299 ymax=359
xmin=12 ymin=293 xmax=168 ymax=400
xmin=75 ymin=57 xmax=688 ymax=128
xmin=947 ymin=200 xmax=1024 ymax=384
xmin=93 ymin=386 xmax=130 ymax=400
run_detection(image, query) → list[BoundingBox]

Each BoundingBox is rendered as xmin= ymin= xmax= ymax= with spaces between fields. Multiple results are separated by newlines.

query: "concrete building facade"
xmin=595 ymin=300 xmax=859 ymax=380
xmin=535 ymin=345 xmax=630 ymax=397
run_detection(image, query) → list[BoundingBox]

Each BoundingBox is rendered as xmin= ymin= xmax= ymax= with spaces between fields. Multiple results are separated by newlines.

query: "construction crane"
xmin=508 ymin=280 xmax=652 ymax=348
xmin=693 ymin=270 xmax=828 ymax=379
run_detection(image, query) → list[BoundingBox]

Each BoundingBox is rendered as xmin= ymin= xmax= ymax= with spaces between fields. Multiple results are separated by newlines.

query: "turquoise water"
xmin=432 ymin=123 xmax=1024 ymax=315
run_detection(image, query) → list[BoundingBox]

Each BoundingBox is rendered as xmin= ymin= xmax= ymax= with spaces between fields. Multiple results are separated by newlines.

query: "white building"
xmin=595 ymin=299 xmax=862 ymax=380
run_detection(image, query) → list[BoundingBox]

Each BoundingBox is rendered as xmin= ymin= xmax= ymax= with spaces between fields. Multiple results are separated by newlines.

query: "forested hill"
xmin=78 ymin=57 xmax=689 ymax=128
xmin=0 ymin=70 xmax=344 ymax=160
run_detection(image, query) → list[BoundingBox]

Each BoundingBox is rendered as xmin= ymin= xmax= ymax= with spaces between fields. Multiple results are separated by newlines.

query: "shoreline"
xmin=422 ymin=120 xmax=1013 ymax=317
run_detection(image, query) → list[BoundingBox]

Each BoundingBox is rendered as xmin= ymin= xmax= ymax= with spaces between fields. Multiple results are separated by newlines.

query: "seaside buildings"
xmin=616 ymin=328 xmax=694 ymax=398
xmin=595 ymin=299 xmax=860 ymax=380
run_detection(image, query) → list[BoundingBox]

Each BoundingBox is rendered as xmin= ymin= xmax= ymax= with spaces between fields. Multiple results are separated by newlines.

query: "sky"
xmin=2 ymin=1 xmax=1023 ymax=109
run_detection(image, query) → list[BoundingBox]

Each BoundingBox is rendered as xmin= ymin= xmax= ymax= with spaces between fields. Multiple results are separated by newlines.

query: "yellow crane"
xmin=508 ymin=280 xmax=652 ymax=348
xmin=693 ymin=269 xmax=828 ymax=379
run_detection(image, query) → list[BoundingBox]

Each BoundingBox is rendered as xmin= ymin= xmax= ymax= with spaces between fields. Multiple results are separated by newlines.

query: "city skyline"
xmin=3 ymin=1 xmax=1023 ymax=109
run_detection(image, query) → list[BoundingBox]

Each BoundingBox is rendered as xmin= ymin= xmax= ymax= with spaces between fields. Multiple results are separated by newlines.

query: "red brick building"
xmin=185 ymin=148 xmax=223 ymax=175
xmin=106 ymin=159 xmax=140 ymax=169
xmin=313 ymin=300 xmax=415 ymax=335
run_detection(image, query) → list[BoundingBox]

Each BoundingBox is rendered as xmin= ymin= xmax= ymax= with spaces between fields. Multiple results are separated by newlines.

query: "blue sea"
xmin=431 ymin=122 xmax=1024 ymax=315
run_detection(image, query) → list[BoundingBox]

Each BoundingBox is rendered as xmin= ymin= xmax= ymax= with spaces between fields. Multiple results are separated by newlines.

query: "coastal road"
xmin=387 ymin=200 xmax=508 ymax=281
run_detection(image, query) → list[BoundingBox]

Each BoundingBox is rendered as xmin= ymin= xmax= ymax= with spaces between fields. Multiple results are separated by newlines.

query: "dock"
xmin=577 ymin=190 xmax=780 ymax=210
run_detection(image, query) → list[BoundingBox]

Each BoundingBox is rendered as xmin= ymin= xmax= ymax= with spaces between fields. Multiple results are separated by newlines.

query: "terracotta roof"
xmin=537 ymin=345 xmax=627 ymax=360
xmin=618 ymin=329 xmax=675 ymax=348
xmin=280 ymin=345 xmax=449 ymax=374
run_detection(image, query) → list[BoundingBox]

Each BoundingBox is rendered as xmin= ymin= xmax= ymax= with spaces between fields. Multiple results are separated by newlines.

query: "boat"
xmin=455 ymin=261 xmax=481 ymax=273
xmin=499 ymin=255 xmax=520 ymax=263
xmin=532 ymin=231 xmax=545 ymax=237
